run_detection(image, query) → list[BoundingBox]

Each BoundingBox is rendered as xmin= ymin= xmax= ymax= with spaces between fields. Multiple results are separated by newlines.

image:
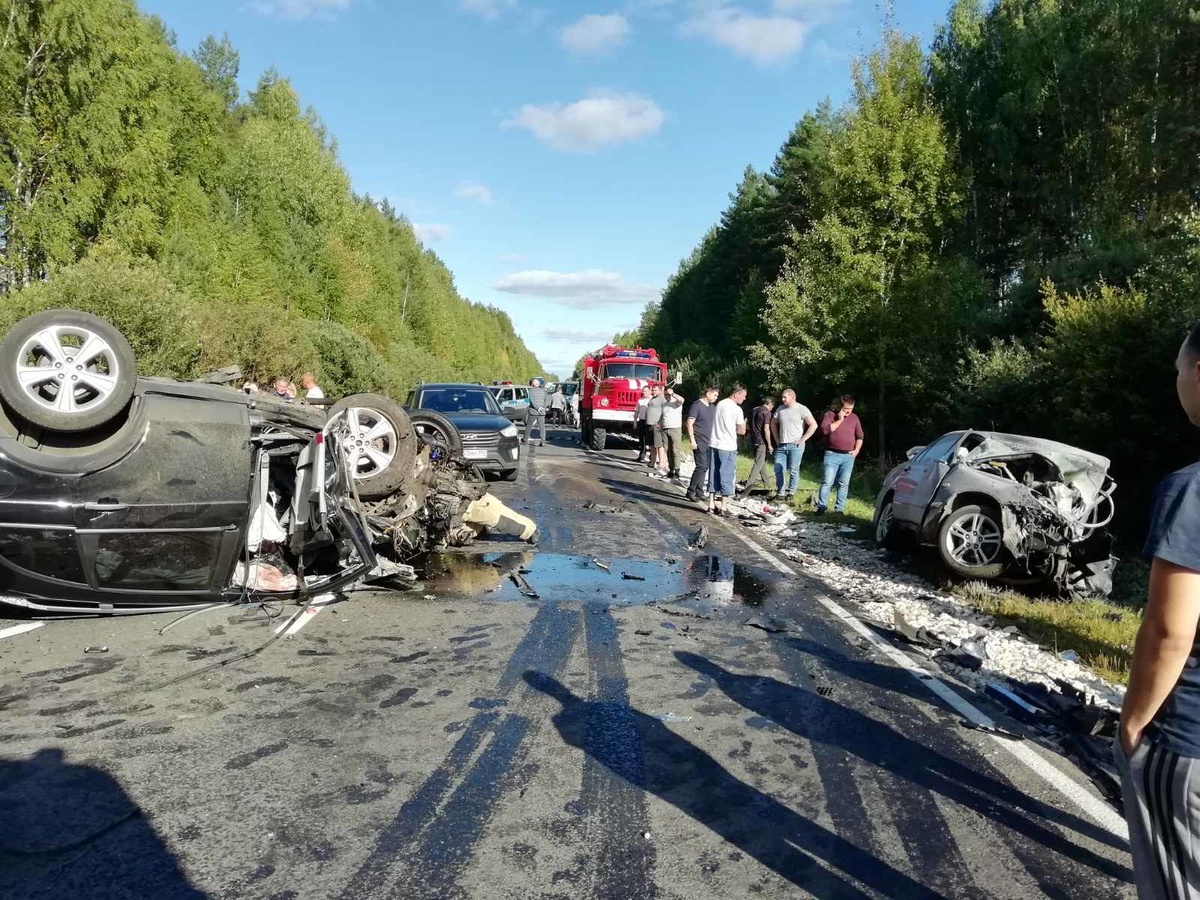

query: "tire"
xmin=407 ymin=409 xmax=463 ymax=460
xmin=500 ymin=467 xmax=519 ymax=482
xmin=328 ymin=393 xmax=417 ymax=501
xmin=937 ymin=503 xmax=1006 ymax=579
xmin=588 ymin=425 xmax=606 ymax=452
xmin=0 ymin=308 xmax=136 ymax=433
xmin=873 ymin=496 xmax=902 ymax=549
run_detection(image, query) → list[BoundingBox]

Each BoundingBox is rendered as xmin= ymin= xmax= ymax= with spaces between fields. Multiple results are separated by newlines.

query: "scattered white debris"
xmin=720 ymin=492 xmax=1126 ymax=711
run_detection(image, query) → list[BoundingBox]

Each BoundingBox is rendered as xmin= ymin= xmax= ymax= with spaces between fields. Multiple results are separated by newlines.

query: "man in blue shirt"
xmin=1119 ymin=322 xmax=1200 ymax=898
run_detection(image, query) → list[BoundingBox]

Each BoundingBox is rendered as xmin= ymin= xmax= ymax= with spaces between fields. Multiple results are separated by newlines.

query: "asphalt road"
xmin=0 ymin=428 xmax=1135 ymax=900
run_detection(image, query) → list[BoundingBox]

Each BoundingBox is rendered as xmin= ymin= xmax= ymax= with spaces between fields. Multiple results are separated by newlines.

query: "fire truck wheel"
xmin=588 ymin=425 xmax=606 ymax=452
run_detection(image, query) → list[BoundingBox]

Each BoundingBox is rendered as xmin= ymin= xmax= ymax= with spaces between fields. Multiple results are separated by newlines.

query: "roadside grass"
xmin=954 ymin=581 xmax=1140 ymax=685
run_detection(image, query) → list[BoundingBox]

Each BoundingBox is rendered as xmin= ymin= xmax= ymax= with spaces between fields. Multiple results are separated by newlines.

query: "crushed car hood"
xmin=967 ymin=433 xmax=1111 ymax=509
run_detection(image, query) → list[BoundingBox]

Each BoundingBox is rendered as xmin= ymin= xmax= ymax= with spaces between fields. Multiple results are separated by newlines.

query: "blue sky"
xmin=143 ymin=0 xmax=950 ymax=378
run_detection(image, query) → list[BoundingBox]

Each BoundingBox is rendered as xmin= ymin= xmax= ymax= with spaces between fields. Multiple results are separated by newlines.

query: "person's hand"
xmin=1120 ymin=722 xmax=1144 ymax=757
xmin=836 ymin=409 xmax=847 ymax=421
xmin=850 ymin=448 xmax=859 ymax=459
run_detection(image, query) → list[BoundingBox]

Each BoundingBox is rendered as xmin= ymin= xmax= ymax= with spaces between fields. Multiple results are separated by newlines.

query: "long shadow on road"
xmin=675 ymin=652 xmax=1131 ymax=880
xmin=525 ymin=670 xmax=950 ymax=900
xmin=0 ymin=748 xmax=206 ymax=900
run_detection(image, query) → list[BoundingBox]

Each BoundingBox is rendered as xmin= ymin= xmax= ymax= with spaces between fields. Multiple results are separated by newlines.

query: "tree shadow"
xmin=524 ymin=671 xmax=951 ymax=899
xmin=0 ymin=748 xmax=206 ymax=900
xmin=674 ymin=652 xmax=1131 ymax=878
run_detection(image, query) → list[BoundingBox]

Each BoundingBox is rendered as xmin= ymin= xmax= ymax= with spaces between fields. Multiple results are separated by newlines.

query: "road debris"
xmin=621 ymin=573 xmax=647 ymax=581
xmin=688 ymin=526 xmax=709 ymax=550
xmin=83 ymin=646 xmax=109 ymax=654
xmin=654 ymin=713 xmax=694 ymax=723
xmin=592 ymin=559 xmax=611 ymax=571
xmin=743 ymin=615 xmax=798 ymax=634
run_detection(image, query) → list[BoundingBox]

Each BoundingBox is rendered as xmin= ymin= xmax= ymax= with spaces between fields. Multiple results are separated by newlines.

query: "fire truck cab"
xmin=580 ymin=345 xmax=668 ymax=452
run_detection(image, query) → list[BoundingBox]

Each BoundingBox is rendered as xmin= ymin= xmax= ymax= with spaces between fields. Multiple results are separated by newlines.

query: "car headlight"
xmin=599 ymin=397 xmax=609 ymax=407
xmin=501 ymin=423 xmax=518 ymax=438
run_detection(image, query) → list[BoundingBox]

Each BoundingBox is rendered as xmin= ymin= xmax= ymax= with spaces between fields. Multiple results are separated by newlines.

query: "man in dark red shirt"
xmin=816 ymin=395 xmax=864 ymax=514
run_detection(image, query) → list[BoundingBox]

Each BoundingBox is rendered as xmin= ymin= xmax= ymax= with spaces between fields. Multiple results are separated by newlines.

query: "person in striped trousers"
xmin=1118 ymin=323 xmax=1200 ymax=898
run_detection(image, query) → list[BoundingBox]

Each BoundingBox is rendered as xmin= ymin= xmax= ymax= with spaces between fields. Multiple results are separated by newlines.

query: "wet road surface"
xmin=0 ymin=429 xmax=1134 ymax=899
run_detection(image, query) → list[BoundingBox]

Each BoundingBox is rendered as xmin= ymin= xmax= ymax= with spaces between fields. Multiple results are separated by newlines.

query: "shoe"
xmin=773 ymin=492 xmax=785 ymax=501
xmin=685 ymin=491 xmax=697 ymax=502
xmin=815 ymin=507 xmax=827 ymax=515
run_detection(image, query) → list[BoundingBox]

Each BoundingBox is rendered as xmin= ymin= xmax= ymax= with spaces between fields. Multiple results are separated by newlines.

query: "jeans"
xmin=818 ymin=450 xmax=855 ymax=512
xmin=687 ymin=441 xmax=711 ymax=497
xmin=744 ymin=443 xmax=771 ymax=491
xmin=773 ymin=443 xmax=805 ymax=496
xmin=709 ymin=448 xmax=737 ymax=497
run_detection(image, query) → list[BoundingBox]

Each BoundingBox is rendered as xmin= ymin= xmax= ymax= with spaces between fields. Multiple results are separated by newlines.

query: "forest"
xmin=0 ymin=0 xmax=543 ymax=397
xmin=625 ymin=0 xmax=1200 ymax=537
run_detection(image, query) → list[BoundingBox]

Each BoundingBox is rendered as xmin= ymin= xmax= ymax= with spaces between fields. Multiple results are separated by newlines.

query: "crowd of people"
xmin=242 ymin=372 xmax=325 ymax=402
xmin=634 ymin=382 xmax=864 ymax=517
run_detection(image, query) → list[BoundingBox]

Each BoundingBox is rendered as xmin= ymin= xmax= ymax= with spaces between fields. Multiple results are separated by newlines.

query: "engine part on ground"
xmin=463 ymin=494 xmax=538 ymax=542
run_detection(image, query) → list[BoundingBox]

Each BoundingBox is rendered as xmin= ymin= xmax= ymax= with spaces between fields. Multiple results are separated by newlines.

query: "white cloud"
xmin=682 ymin=5 xmax=810 ymax=65
xmin=246 ymin=0 xmax=352 ymax=20
xmin=460 ymin=0 xmax=517 ymax=19
xmin=494 ymin=269 xmax=660 ymax=308
xmin=502 ymin=90 xmax=664 ymax=152
xmin=542 ymin=328 xmax=622 ymax=343
xmin=560 ymin=13 xmax=631 ymax=56
xmin=455 ymin=181 xmax=496 ymax=205
xmin=413 ymin=223 xmax=453 ymax=242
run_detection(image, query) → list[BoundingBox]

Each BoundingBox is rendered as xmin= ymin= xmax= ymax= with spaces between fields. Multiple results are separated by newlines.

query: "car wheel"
xmin=588 ymin=425 xmax=606 ymax=452
xmin=874 ymin=496 xmax=902 ymax=549
xmin=937 ymin=504 xmax=1005 ymax=579
xmin=0 ymin=308 xmax=136 ymax=433
xmin=408 ymin=409 xmax=463 ymax=461
xmin=328 ymin=393 xmax=417 ymax=501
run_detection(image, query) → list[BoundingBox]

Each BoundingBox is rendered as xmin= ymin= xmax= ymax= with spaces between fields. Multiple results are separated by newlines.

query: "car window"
xmin=0 ymin=528 xmax=86 ymax=584
xmin=405 ymin=391 xmax=416 ymax=407
xmin=916 ymin=433 xmax=961 ymax=464
xmin=601 ymin=363 xmax=661 ymax=381
xmin=93 ymin=531 xmax=223 ymax=591
xmin=516 ymin=388 xmax=529 ymax=400
xmin=419 ymin=388 xmax=502 ymax=415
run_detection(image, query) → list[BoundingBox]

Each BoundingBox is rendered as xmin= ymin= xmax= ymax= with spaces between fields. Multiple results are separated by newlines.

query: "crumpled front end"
xmin=938 ymin=438 xmax=1117 ymax=597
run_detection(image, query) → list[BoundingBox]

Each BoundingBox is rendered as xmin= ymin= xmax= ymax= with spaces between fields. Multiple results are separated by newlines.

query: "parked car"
xmin=407 ymin=383 xmax=520 ymax=481
xmin=0 ymin=309 xmax=536 ymax=615
xmin=488 ymin=382 xmax=530 ymax=423
xmin=873 ymin=430 xmax=1117 ymax=597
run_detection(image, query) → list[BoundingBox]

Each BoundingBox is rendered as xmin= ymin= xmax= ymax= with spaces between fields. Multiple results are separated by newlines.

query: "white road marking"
xmin=721 ymin=523 xmax=1131 ymax=843
xmin=0 ymin=621 xmax=44 ymax=641
xmin=274 ymin=594 xmax=339 ymax=637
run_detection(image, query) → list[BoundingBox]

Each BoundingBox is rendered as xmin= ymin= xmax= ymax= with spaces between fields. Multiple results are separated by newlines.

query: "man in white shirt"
xmin=301 ymin=372 xmax=324 ymax=401
xmin=634 ymin=386 xmax=652 ymax=462
xmin=708 ymin=384 xmax=747 ymax=515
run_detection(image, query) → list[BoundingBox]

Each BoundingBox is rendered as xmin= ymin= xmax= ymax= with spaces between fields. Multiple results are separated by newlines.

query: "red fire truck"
xmin=579 ymin=345 xmax=668 ymax=452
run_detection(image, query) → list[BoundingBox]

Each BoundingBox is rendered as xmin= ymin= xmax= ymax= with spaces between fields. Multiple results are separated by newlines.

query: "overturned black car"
xmin=0 ymin=309 xmax=536 ymax=615
xmin=873 ymin=431 xmax=1117 ymax=597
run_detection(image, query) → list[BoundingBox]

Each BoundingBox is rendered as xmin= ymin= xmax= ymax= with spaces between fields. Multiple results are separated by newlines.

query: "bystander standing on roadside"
xmin=738 ymin=396 xmax=775 ymax=497
xmin=645 ymin=384 xmax=665 ymax=470
xmin=301 ymin=372 xmax=324 ymax=401
xmin=708 ymin=384 xmax=747 ymax=516
xmin=772 ymin=389 xmax=818 ymax=502
xmin=269 ymin=376 xmax=293 ymax=402
xmin=816 ymin=395 xmax=863 ymax=515
xmin=525 ymin=378 xmax=549 ymax=447
xmin=568 ymin=387 xmax=579 ymax=428
xmin=685 ymin=386 xmax=719 ymax=503
xmin=635 ymin=386 xmax=652 ymax=462
xmin=660 ymin=386 xmax=686 ymax=480
xmin=549 ymin=385 xmax=566 ymax=426
xmin=1117 ymin=323 xmax=1200 ymax=900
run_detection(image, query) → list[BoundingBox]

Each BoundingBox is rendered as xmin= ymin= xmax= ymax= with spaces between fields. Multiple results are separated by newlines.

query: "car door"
xmin=892 ymin=432 xmax=966 ymax=525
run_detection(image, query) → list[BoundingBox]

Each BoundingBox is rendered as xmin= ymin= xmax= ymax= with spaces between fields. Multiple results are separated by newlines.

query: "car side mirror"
xmin=906 ymin=446 xmax=924 ymax=461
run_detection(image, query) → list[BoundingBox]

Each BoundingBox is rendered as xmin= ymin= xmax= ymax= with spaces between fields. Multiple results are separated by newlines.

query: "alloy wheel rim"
xmin=946 ymin=513 xmax=1002 ymax=568
xmin=343 ymin=407 xmax=398 ymax=479
xmin=876 ymin=503 xmax=894 ymax=542
xmin=16 ymin=325 xmax=120 ymax=415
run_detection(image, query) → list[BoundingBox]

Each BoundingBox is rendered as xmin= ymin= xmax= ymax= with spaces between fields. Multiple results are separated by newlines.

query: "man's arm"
xmin=801 ymin=414 xmax=818 ymax=444
xmin=851 ymin=438 xmax=863 ymax=458
xmin=1121 ymin=559 xmax=1200 ymax=753
xmin=736 ymin=412 xmax=747 ymax=437
xmin=820 ymin=411 xmax=838 ymax=436
xmin=686 ymin=416 xmax=697 ymax=446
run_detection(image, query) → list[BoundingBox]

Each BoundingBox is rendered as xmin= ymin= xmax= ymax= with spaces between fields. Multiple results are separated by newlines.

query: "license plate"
xmin=463 ymin=447 xmax=487 ymax=460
